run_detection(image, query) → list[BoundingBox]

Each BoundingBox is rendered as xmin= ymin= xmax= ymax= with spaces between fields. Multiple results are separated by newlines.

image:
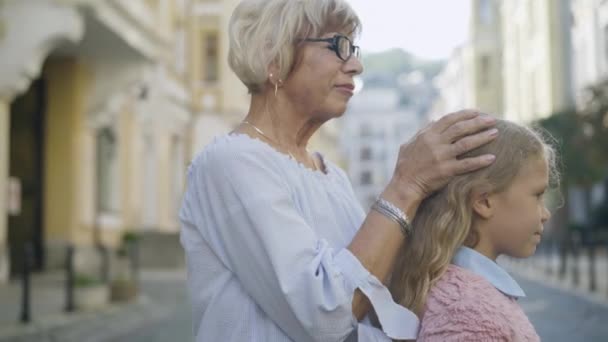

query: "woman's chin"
xmin=332 ymin=109 xmax=347 ymax=118
xmin=319 ymin=106 xmax=347 ymax=120
xmin=329 ymin=102 xmax=349 ymax=117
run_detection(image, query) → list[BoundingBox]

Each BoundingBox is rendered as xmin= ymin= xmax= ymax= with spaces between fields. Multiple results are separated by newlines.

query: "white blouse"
xmin=179 ymin=134 xmax=419 ymax=342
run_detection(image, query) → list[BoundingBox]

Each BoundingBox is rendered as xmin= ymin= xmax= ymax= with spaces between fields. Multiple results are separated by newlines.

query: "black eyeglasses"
xmin=302 ymin=34 xmax=361 ymax=62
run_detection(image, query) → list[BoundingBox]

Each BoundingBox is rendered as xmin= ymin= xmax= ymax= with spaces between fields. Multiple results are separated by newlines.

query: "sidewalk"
xmin=501 ymin=248 xmax=608 ymax=308
xmin=0 ymin=269 xmax=187 ymax=342
xmin=0 ymin=271 xmax=65 ymax=329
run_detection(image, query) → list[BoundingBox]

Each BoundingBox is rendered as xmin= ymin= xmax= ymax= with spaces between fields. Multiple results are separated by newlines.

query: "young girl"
xmin=390 ymin=119 xmax=558 ymax=341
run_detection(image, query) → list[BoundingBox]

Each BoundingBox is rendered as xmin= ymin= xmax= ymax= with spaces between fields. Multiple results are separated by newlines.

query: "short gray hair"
xmin=228 ymin=0 xmax=361 ymax=93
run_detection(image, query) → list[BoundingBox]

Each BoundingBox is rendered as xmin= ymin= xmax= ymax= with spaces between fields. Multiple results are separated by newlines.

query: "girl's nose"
xmin=541 ymin=206 xmax=551 ymax=223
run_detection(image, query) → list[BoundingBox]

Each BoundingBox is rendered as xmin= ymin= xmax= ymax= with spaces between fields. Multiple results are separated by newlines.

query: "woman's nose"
xmin=344 ymin=56 xmax=363 ymax=75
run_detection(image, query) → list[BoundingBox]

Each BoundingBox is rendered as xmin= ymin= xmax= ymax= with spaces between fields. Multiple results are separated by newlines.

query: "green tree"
xmin=536 ymin=78 xmax=608 ymax=291
xmin=581 ymin=79 xmax=608 ymax=293
xmin=580 ymin=79 xmax=608 ymax=171
xmin=536 ymin=109 xmax=585 ymax=283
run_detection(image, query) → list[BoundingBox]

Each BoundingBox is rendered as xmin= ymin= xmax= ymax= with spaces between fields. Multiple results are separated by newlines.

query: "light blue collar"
xmin=452 ymin=247 xmax=526 ymax=298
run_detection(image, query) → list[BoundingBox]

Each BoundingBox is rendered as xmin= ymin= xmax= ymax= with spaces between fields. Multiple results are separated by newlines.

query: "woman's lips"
xmin=335 ymin=84 xmax=354 ymax=95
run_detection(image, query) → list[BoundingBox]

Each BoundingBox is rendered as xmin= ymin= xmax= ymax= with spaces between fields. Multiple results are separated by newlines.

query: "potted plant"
xmin=109 ymin=231 xmax=140 ymax=302
xmin=109 ymin=246 xmax=138 ymax=302
xmin=74 ymin=273 xmax=109 ymax=310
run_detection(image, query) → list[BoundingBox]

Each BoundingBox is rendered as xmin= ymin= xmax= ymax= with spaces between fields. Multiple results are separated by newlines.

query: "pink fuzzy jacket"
xmin=417 ymin=265 xmax=540 ymax=341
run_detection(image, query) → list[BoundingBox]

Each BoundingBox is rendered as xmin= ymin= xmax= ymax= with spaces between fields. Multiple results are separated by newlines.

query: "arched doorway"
xmin=8 ymin=77 xmax=47 ymax=277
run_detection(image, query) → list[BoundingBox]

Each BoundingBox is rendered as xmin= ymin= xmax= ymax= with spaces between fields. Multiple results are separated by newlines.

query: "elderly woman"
xmin=179 ymin=0 xmax=498 ymax=341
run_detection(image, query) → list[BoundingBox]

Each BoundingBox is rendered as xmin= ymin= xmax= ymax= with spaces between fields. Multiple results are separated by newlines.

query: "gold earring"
xmin=274 ymin=79 xmax=283 ymax=97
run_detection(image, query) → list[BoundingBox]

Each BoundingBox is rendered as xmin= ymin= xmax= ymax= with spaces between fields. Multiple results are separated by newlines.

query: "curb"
xmin=504 ymin=263 xmax=608 ymax=309
xmin=0 ymin=295 xmax=172 ymax=342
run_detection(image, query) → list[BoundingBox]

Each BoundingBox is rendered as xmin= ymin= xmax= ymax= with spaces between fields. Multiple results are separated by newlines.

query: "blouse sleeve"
xmin=180 ymin=142 xmax=419 ymax=341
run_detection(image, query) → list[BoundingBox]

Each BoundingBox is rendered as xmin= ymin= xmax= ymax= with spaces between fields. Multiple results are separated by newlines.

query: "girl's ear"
xmin=472 ymin=191 xmax=494 ymax=219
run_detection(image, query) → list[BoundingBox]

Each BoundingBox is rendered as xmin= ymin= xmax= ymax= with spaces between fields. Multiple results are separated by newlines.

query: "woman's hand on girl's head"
xmin=389 ymin=109 xmax=498 ymax=204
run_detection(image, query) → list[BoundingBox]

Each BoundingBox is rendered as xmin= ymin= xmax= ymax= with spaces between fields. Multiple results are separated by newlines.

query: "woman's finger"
xmin=432 ymin=109 xmax=481 ymax=133
xmin=450 ymin=153 xmax=497 ymax=175
xmin=448 ymin=128 xmax=499 ymax=157
xmin=441 ymin=115 xmax=497 ymax=143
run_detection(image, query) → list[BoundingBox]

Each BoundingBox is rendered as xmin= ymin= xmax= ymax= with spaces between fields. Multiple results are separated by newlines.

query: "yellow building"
xmin=468 ymin=0 xmax=503 ymax=116
xmin=428 ymin=0 xmax=502 ymax=122
xmin=186 ymin=0 xmax=244 ymax=155
xmin=0 ymin=0 xmax=201 ymax=282
xmin=501 ymin=0 xmax=574 ymax=124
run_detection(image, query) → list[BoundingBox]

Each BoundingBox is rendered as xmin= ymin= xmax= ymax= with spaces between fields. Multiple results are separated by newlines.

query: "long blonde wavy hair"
xmin=389 ymin=119 xmax=559 ymax=317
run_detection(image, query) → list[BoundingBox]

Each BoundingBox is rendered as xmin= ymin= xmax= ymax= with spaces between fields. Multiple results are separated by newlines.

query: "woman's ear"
xmin=472 ymin=191 xmax=494 ymax=219
xmin=267 ymin=63 xmax=280 ymax=84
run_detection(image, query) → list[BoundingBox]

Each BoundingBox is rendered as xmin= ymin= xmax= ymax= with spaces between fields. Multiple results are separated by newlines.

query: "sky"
xmin=346 ymin=0 xmax=472 ymax=60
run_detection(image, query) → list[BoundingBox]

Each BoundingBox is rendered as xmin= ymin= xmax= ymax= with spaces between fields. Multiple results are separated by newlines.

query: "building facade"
xmin=431 ymin=0 xmax=574 ymax=124
xmin=427 ymin=46 xmax=473 ymax=120
xmin=571 ymin=0 xmax=608 ymax=103
xmin=501 ymin=0 xmax=574 ymax=123
xmin=0 ymin=0 xmax=200 ymax=282
xmin=468 ymin=0 xmax=503 ymax=116
xmin=341 ymin=87 xmax=422 ymax=209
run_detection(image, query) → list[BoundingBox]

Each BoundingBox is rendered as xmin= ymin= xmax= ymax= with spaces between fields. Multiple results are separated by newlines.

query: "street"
xmin=517 ymin=275 xmax=608 ymax=341
xmin=112 ymin=301 xmax=192 ymax=342
xmin=114 ymin=272 xmax=608 ymax=342
xmin=111 ymin=270 xmax=193 ymax=342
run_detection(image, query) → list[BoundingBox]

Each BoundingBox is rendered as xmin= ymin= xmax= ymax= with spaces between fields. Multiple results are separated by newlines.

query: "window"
xmin=360 ymin=147 xmax=372 ymax=161
xmin=96 ymin=127 xmax=119 ymax=213
xmin=170 ymin=136 xmax=185 ymax=220
xmin=480 ymin=55 xmax=491 ymax=86
xmin=360 ymin=171 xmax=373 ymax=185
xmin=479 ymin=0 xmax=492 ymax=25
xmin=174 ymin=27 xmax=186 ymax=76
xmin=360 ymin=125 xmax=372 ymax=137
xmin=203 ymin=32 xmax=219 ymax=83
xmin=142 ymin=134 xmax=157 ymax=228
